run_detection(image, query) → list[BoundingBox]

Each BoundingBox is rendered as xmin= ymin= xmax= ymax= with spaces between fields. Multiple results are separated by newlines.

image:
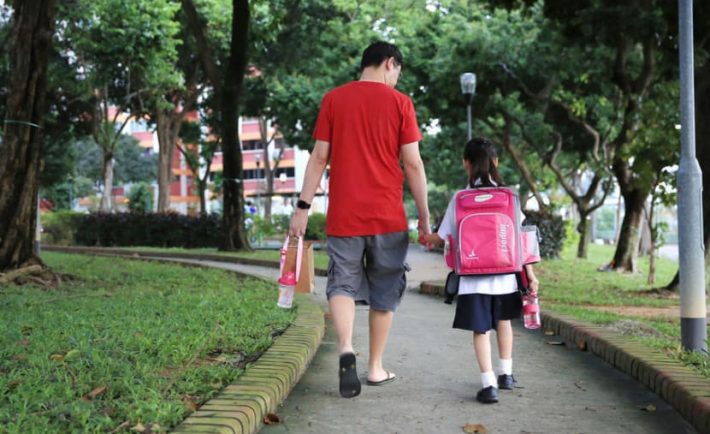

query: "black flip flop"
xmin=366 ymin=370 xmax=396 ymax=386
xmin=339 ymin=352 xmax=361 ymax=398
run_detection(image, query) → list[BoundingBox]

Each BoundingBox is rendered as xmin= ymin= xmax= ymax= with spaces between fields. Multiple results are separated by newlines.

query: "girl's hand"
xmin=528 ymin=278 xmax=539 ymax=294
xmin=419 ymin=233 xmax=443 ymax=246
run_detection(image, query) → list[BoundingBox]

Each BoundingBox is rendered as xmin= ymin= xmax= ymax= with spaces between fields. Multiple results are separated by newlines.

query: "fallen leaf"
xmin=263 ymin=413 xmax=280 ymax=425
xmin=83 ymin=385 xmax=108 ymax=401
xmin=182 ymin=396 xmax=199 ymax=412
xmin=7 ymin=379 xmax=21 ymax=390
xmin=546 ymin=341 xmax=565 ymax=346
xmin=49 ymin=353 xmax=64 ymax=362
xmin=18 ymin=339 xmax=30 ymax=347
xmin=12 ymin=353 xmax=27 ymax=362
xmin=463 ymin=423 xmax=489 ymax=433
xmin=544 ymin=330 xmax=556 ymax=336
xmin=64 ymin=349 xmax=81 ymax=362
xmin=131 ymin=423 xmax=146 ymax=432
xmin=639 ymin=404 xmax=656 ymax=412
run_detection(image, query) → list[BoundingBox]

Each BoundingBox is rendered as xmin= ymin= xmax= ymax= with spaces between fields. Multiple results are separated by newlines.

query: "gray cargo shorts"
xmin=326 ymin=231 xmax=410 ymax=312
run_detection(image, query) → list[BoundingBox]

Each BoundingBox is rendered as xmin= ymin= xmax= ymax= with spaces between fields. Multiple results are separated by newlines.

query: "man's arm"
xmin=401 ymin=141 xmax=430 ymax=238
xmin=289 ymin=140 xmax=330 ymax=236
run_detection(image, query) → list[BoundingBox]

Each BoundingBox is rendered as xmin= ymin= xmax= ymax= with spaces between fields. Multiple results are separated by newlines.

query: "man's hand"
xmin=289 ymin=208 xmax=309 ymax=237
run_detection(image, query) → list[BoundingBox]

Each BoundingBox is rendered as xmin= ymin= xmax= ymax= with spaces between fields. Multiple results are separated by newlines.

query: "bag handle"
xmin=280 ymin=235 xmax=303 ymax=281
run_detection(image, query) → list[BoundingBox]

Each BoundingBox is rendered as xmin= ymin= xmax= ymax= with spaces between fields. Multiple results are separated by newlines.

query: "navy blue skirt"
xmin=453 ymin=292 xmax=522 ymax=333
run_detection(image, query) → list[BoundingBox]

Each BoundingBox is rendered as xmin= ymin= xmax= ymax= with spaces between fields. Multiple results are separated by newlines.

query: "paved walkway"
xmin=159 ymin=247 xmax=695 ymax=434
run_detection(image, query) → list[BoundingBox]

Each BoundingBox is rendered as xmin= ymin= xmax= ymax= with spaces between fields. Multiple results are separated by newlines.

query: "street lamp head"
xmin=460 ymin=72 xmax=476 ymax=97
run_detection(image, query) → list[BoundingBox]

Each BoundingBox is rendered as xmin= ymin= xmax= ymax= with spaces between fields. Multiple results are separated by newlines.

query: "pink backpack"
xmin=444 ymin=186 xmax=540 ymax=275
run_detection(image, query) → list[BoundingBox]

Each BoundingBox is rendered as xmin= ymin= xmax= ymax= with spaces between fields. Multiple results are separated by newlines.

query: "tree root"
xmin=0 ymin=264 xmax=66 ymax=289
xmin=0 ymin=265 xmax=43 ymax=284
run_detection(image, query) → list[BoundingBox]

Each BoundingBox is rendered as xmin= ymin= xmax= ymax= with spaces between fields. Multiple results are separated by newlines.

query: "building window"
xmin=242 ymin=140 xmax=264 ymax=150
xmin=274 ymin=167 xmax=295 ymax=178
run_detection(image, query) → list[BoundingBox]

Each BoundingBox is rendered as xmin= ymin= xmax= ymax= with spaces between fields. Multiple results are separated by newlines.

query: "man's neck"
xmin=359 ymin=68 xmax=385 ymax=83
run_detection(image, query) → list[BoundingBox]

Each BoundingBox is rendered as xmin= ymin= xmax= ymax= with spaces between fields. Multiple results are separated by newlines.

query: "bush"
xmin=127 ymin=182 xmax=153 ymax=213
xmin=305 ymin=212 xmax=327 ymax=241
xmin=522 ymin=211 xmax=566 ymax=259
xmin=74 ymin=212 xmax=222 ymax=248
xmin=41 ymin=211 xmax=83 ymax=245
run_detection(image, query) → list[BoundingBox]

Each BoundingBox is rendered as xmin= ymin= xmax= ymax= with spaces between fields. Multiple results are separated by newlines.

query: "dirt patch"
xmin=587 ymin=305 xmax=681 ymax=318
xmin=604 ymin=319 xmax=668 ymax=339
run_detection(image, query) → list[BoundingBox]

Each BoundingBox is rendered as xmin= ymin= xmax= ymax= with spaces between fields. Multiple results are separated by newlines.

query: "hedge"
xmin=74 ymin=212 xmax=222 ymax=248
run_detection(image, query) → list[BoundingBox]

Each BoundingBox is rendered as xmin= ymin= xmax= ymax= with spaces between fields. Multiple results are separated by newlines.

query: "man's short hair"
xmin=360 ymin=41 xmax=403 ymax=72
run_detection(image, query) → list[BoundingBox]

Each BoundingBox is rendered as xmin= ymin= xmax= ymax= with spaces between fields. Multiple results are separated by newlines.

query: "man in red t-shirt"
xmin=290 ymin=41 xmax=430 ymax=398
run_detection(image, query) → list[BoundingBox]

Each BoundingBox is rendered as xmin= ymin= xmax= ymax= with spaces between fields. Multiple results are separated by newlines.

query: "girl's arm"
xmin=524 ymin=264 xmax=539 ymax=292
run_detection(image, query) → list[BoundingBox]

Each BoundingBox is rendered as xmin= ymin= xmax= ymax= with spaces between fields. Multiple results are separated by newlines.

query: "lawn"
xmin=0 ymin=252 xmax=295 ymax=433
xmin=110 ymin=246 xmax=331 ymax=270
xmin=538 ymin=244 xmax=710 ymax=377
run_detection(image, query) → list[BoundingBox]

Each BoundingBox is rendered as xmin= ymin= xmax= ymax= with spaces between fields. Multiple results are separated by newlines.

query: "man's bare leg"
xmin=329 ymin=295 xmax=356 ymax=354
xmin=367 ymin=308 xmax=394 ymax=382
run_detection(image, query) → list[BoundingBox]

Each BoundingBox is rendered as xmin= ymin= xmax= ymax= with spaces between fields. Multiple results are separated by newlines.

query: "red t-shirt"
xmin=312 ymin=81 xmax=422 ymax=236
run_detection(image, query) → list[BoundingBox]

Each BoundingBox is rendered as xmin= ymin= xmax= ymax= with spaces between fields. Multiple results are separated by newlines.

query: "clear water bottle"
xmin=522 ymin=290 xmax=541 ymax=329
xmin=277 ymin=271 xmax=297 ymax=309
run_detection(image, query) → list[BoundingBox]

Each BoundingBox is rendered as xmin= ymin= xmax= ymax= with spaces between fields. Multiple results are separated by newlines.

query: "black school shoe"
xmin=476 ymin=386 xmax=499 ymax=404
xmin=497 ymin=374 xmax=517 ymax=390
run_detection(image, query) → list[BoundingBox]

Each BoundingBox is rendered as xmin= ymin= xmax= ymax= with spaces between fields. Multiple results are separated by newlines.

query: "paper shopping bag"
xmin=283 ymin=239 xmax=314 ymax=293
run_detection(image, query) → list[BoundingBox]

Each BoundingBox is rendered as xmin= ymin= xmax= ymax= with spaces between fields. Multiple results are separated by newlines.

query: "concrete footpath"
xmin=168 ymin=247 xmax=695 ymax=434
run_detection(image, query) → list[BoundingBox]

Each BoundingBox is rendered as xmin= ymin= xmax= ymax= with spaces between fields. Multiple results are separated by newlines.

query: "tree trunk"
xmin=0 ymin=0 xmax=56 ymax=271
xmin=611 ymin=190 xmax=647 ymax=272
xmin=99 ymin=153 xmax=114 ymax=212
xmin=181 ymin=0 xmax=250 ymax=250
xmin=647 ymin=201 xmax=656 ymax=285
xmin=219 ymin=0 xmax=250 ymax=250
xmin=262 ymin=145 xmax=272 ymax=221
xmin=577 ymin=211 xmax=591 ymax=259
xmin=156 ymin=109 xmax=181 ymax=213
xmin=197 ymin=180 xmax=207 ymax=216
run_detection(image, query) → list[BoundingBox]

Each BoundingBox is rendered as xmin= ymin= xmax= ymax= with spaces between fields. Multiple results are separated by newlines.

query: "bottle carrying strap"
xmin=280 ymin=235 xmax=303 ymax=281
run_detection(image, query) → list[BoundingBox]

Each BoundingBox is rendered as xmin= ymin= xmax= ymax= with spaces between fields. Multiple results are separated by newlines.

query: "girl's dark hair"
xmin=463 ymin=137 xmax=504 ymax=188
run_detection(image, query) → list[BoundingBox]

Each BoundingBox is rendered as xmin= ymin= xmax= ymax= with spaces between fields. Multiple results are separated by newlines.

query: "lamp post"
xmin=677 ymin=0 xmax=706 ymax=352
xmin=460 ymin=72 xmax=476 ymax=140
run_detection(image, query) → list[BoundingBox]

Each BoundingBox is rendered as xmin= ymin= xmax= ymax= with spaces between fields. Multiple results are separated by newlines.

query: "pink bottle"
xmin=522 ymin=290 xmax=541 ymax=329
xmin=277 ymin=271 xmax=297 ymax=309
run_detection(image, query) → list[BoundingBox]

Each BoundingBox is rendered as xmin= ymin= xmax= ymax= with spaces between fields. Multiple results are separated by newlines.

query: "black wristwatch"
xmin=296 ymin=199 xmax=311 ymax=210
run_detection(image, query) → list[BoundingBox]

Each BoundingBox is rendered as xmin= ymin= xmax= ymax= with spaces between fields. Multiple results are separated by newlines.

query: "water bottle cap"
xmin=279 ymin=271 xmax=297 ymax=285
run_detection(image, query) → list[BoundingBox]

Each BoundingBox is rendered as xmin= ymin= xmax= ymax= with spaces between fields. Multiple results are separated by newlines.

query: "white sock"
xmin=498 ymin=358 xmax=513 ymax=376
xmin=480 ymin=371 xmax=497 ymax=389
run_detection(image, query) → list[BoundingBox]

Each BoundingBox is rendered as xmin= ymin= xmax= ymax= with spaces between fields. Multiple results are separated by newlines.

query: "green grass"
xmin=0 ymin=253 xmax=296 ymax=433
xmin=110 ymin=246 xmax=331 ymax=270
xmin=538 ymin=243 xmax=678 ymax=308
xmin=537 ymin=244 xmax=710 ymax=378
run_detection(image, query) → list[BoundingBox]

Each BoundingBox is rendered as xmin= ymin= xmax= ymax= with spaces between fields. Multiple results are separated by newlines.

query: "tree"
xmin=0 ymin=0 xmax=57 ymax=271
xmin=177 ymin=118 xmax=219 ymax=215
xmin=181 ymin=0 xmax=250 ymax=250
xmin=60 ymin=0 xmax=181 ymax=212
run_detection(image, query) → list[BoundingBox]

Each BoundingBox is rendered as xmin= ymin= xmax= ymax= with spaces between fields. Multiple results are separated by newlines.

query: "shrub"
xmin=305 ymin=212 xmax=327 ymax=241
xmin=74 ymin=212 xmax=222 ymax=248
xmin=522 ymin=211 xmax=566 ymax=259
xmin=41 ymin=211 xmax=83 ymax=245
xmin=127 ymin=182 xmax=153 ymax=213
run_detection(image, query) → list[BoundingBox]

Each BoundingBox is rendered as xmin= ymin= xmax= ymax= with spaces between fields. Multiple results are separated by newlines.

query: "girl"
xmin=422 ymin=137 xmax=539 ymax=404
